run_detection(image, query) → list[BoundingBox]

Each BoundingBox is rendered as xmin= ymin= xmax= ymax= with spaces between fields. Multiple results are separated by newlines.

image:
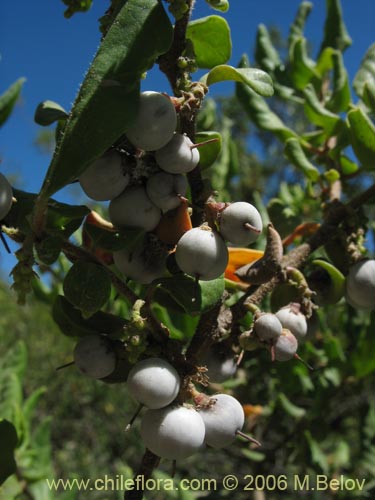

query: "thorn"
xmin=190 ymin=137 xmax=219 ymax=150
xmin=236 ymin=430 xmax=261 ymax=447
xmin=0 ymin=231 xmax=11 ymax=254
xmin=236 ymin=350 xmax=244 ymax=367
xmin=270 ymin=345 xmax=276 ymax=362
xmin=192 ymin=275 xmax=200 ymax=303
xmin=125 ymin=404 xmax=143 ymax=431
xmin=56 ymin=361 xmax=75 ymax=371
xmin=294 ymin=353 xmax=314 ymax=371
xmin=244 ymin=222 xmax=261 ymax=234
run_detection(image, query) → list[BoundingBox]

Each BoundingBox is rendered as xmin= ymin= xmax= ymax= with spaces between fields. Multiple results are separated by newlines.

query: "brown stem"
xmin=232 ymin=182 xmax=375 ymax=319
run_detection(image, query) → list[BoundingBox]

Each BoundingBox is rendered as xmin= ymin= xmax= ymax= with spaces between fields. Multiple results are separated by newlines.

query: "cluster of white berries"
xmin=125 ymin=357 xmax=256 ymax=460
xmin=175 ymin=202 xmax=263 ymax=282
xmin=241 ymin=303 xmax=308 ymax=363
xmin=78 ymin=89 xmax=264 ymax=285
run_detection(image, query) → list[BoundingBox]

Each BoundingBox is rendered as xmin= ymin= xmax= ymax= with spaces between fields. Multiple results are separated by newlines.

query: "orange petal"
xmin=225 ymin=247 xmax=264 ymax=282
xmin=154 ymin=199 xmax=192 ymax=246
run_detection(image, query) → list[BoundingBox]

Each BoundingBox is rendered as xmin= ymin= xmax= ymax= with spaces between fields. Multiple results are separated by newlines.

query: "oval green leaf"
xmin=202 ymin=65 xmax=274 ymax=97
xmin=347 ymin=107 xmax=375 ymax=169
xmin=311 ymin=259 xmax=345 ymax=304
xmin=63 ymin=262 xmax=112 ymax=316
xmin=34 ymin=100 xmax=68 ymax=126
xmin=204 ymin=0 xmax=229 ymax=12
xmin=284 ymin=138 xmax=320 ymax=181
xmin=195 ymin=131 xmax=222 ymax=169
xmin=353 ymin=43 xmax=375 ymax=104
xmin=44 ymin=0 xmax=173 ymax=196
xmin=0 ymin=78 xmax=26 ymax=128
xmin=186 ymin=16 xmax=231 ymax=69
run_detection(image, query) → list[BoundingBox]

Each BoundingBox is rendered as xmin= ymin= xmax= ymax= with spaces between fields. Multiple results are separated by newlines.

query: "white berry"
xmin=79 ymin=151 xmax=129 ymax=201
xmin=113 ymin=243 xmax=165 ymax=284
xmin=125 ymin=91 xmax=177 ymax=151
xmin=175 ymin=227 xmax=229 ymax=281
xmin=155 ymin=134 xmax=200 ymax=174
xmin=146 ymin=172 xmax=187 ymax=212
xmin=140 ymin=405 xmax=206 ymax=460
xmin=346 ymin=259 xmax=375 ymax=310
xmin=254 ymin=313 xmax=282 ymax=341
xmin=198 ymin=394 xmax=244 ymax=449
xmin=219 ymin=202 xmax=263 ymax=246
xmin=109 ymin=185 xmax=161 ymax=231
xmin=73 ymin=334 xmax=116 ymax=379
xmin=0 ymin=173 xmax=13 ymax=220
xmin=127 ymin=357 xmax=180 ymax=409
xmin=275 ymin=304 xmax=307 ymax=341
xmin=273 ymin=329 xmax=298 ymax=361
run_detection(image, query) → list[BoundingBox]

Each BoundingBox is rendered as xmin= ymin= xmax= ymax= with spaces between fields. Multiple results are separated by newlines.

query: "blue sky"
xmin=1 ymin=0 xmax=375 ymax=276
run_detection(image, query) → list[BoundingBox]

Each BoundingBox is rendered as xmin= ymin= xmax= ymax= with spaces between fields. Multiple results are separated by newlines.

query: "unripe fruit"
xmin=78 ymin=151 xmax=129 ymax=201
xmin=140 ymin=405 xmax=206 ymax=460
xmin=254 ymin=313 xmax=282 ymax=341
xmin=127 ymin=357 xmax=180 ymax=409
xmin=0 ymin=173 xmax=13 ymax=220
xmin=273 ymin=329 xmax=298 ymax=361
xmin=146 ymin=172 xmax=188 ymax=212
xmin=155 ymin=134 xmax=200 ymax=174
xmin=219 ymin=202 xmax=263 ymax=246
xmin=345 ymin=259 xmax=375 ymax=310
xmin=73 ymin=334 xmax=116 ymax=379
xmin=125 ymin=91 xmax=177 ymax=151
xmin=175 ymin=227 xmax=229 ymax=281
xmin=109 ymin=186 xmax=161 ymax=231
xmin=275 ymin=304 xmax=307 ymax=341
xmin=198 ymin=394 xmax=244 ymax=449
xmin=113 ymin=244 xmax=165 ymax=284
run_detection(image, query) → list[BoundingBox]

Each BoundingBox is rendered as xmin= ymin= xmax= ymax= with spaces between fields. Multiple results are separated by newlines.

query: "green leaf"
xmin=315 ymin=47 xmax=336 ymax=77
xmin=302 ymin=84 xmax=341 ymax=133
xmin=326 ymin=51 xmax=351 ymax=112
xmin=353 ymin=43 xmax=375 ymax=107
xmin=0 ymin=340 xmax=27 ymax=381
xmin=347 ymin=107 xmax=375 ymax=169
xmin=0 ymin=420 xmax=18 ymax=485
xmin=284 ymin=138 xmax=320 ymax=181
xmin=202 ymin=65 xmax=273 ymax=97
xmin=305 ymin=430 xmax=329 ymax=473
xmin=195 ymin=131 xmax=222 ymax=169
xmin=155 ymin=275 xmax=224 ymax=316
xmin=8 ymin=189 xmax=89 ymax=237
xmin=311 ymin=259 xmax=345 ymax=304
xmin=204 ymin=0 xmax=229 ymax=12
xmin=255 ymin=24 xmax=282 ymax=73
xmin=0 ymin=78 xmax=26 ymax=127
xmin=352 ymin=315 xmax=375 ymax=378
xmin=52 ymin=295 xmax=127 ymax=338
xmin=289 ymin=37 xmax=317 ymax=90
xmin=278 ymin=393 xmax=306 ymax=419
xmin=236 ymin=56 xmax=295 ymax=142
xmin=62 ymin=0 xmax=93 ymax=18
xmin=288 ymin=1 xmax=313 ymax=47
xmin=186 ymin=16 xmax=231 ymax=69
xmin=34 ymin=100 xmax=68 ymax=126
xmin=0 ymin=372 xmax=23 ymax=423
xmin=319 ymin=0 xmax=352 ymax=54
xmin=363 ymin=82 xmax=375 ymax=115
xmin=84 ymin=223 xmax=145 ymax=252
xmin=63 ymin=262 xmax=112 ymax=316
xmin=23 ymin=387 xmax=47 ymax=422
xmin=339 ymin=155 xmax=359 ymax=176
xmin=44 ymin=0 xmax=173 ymax=196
